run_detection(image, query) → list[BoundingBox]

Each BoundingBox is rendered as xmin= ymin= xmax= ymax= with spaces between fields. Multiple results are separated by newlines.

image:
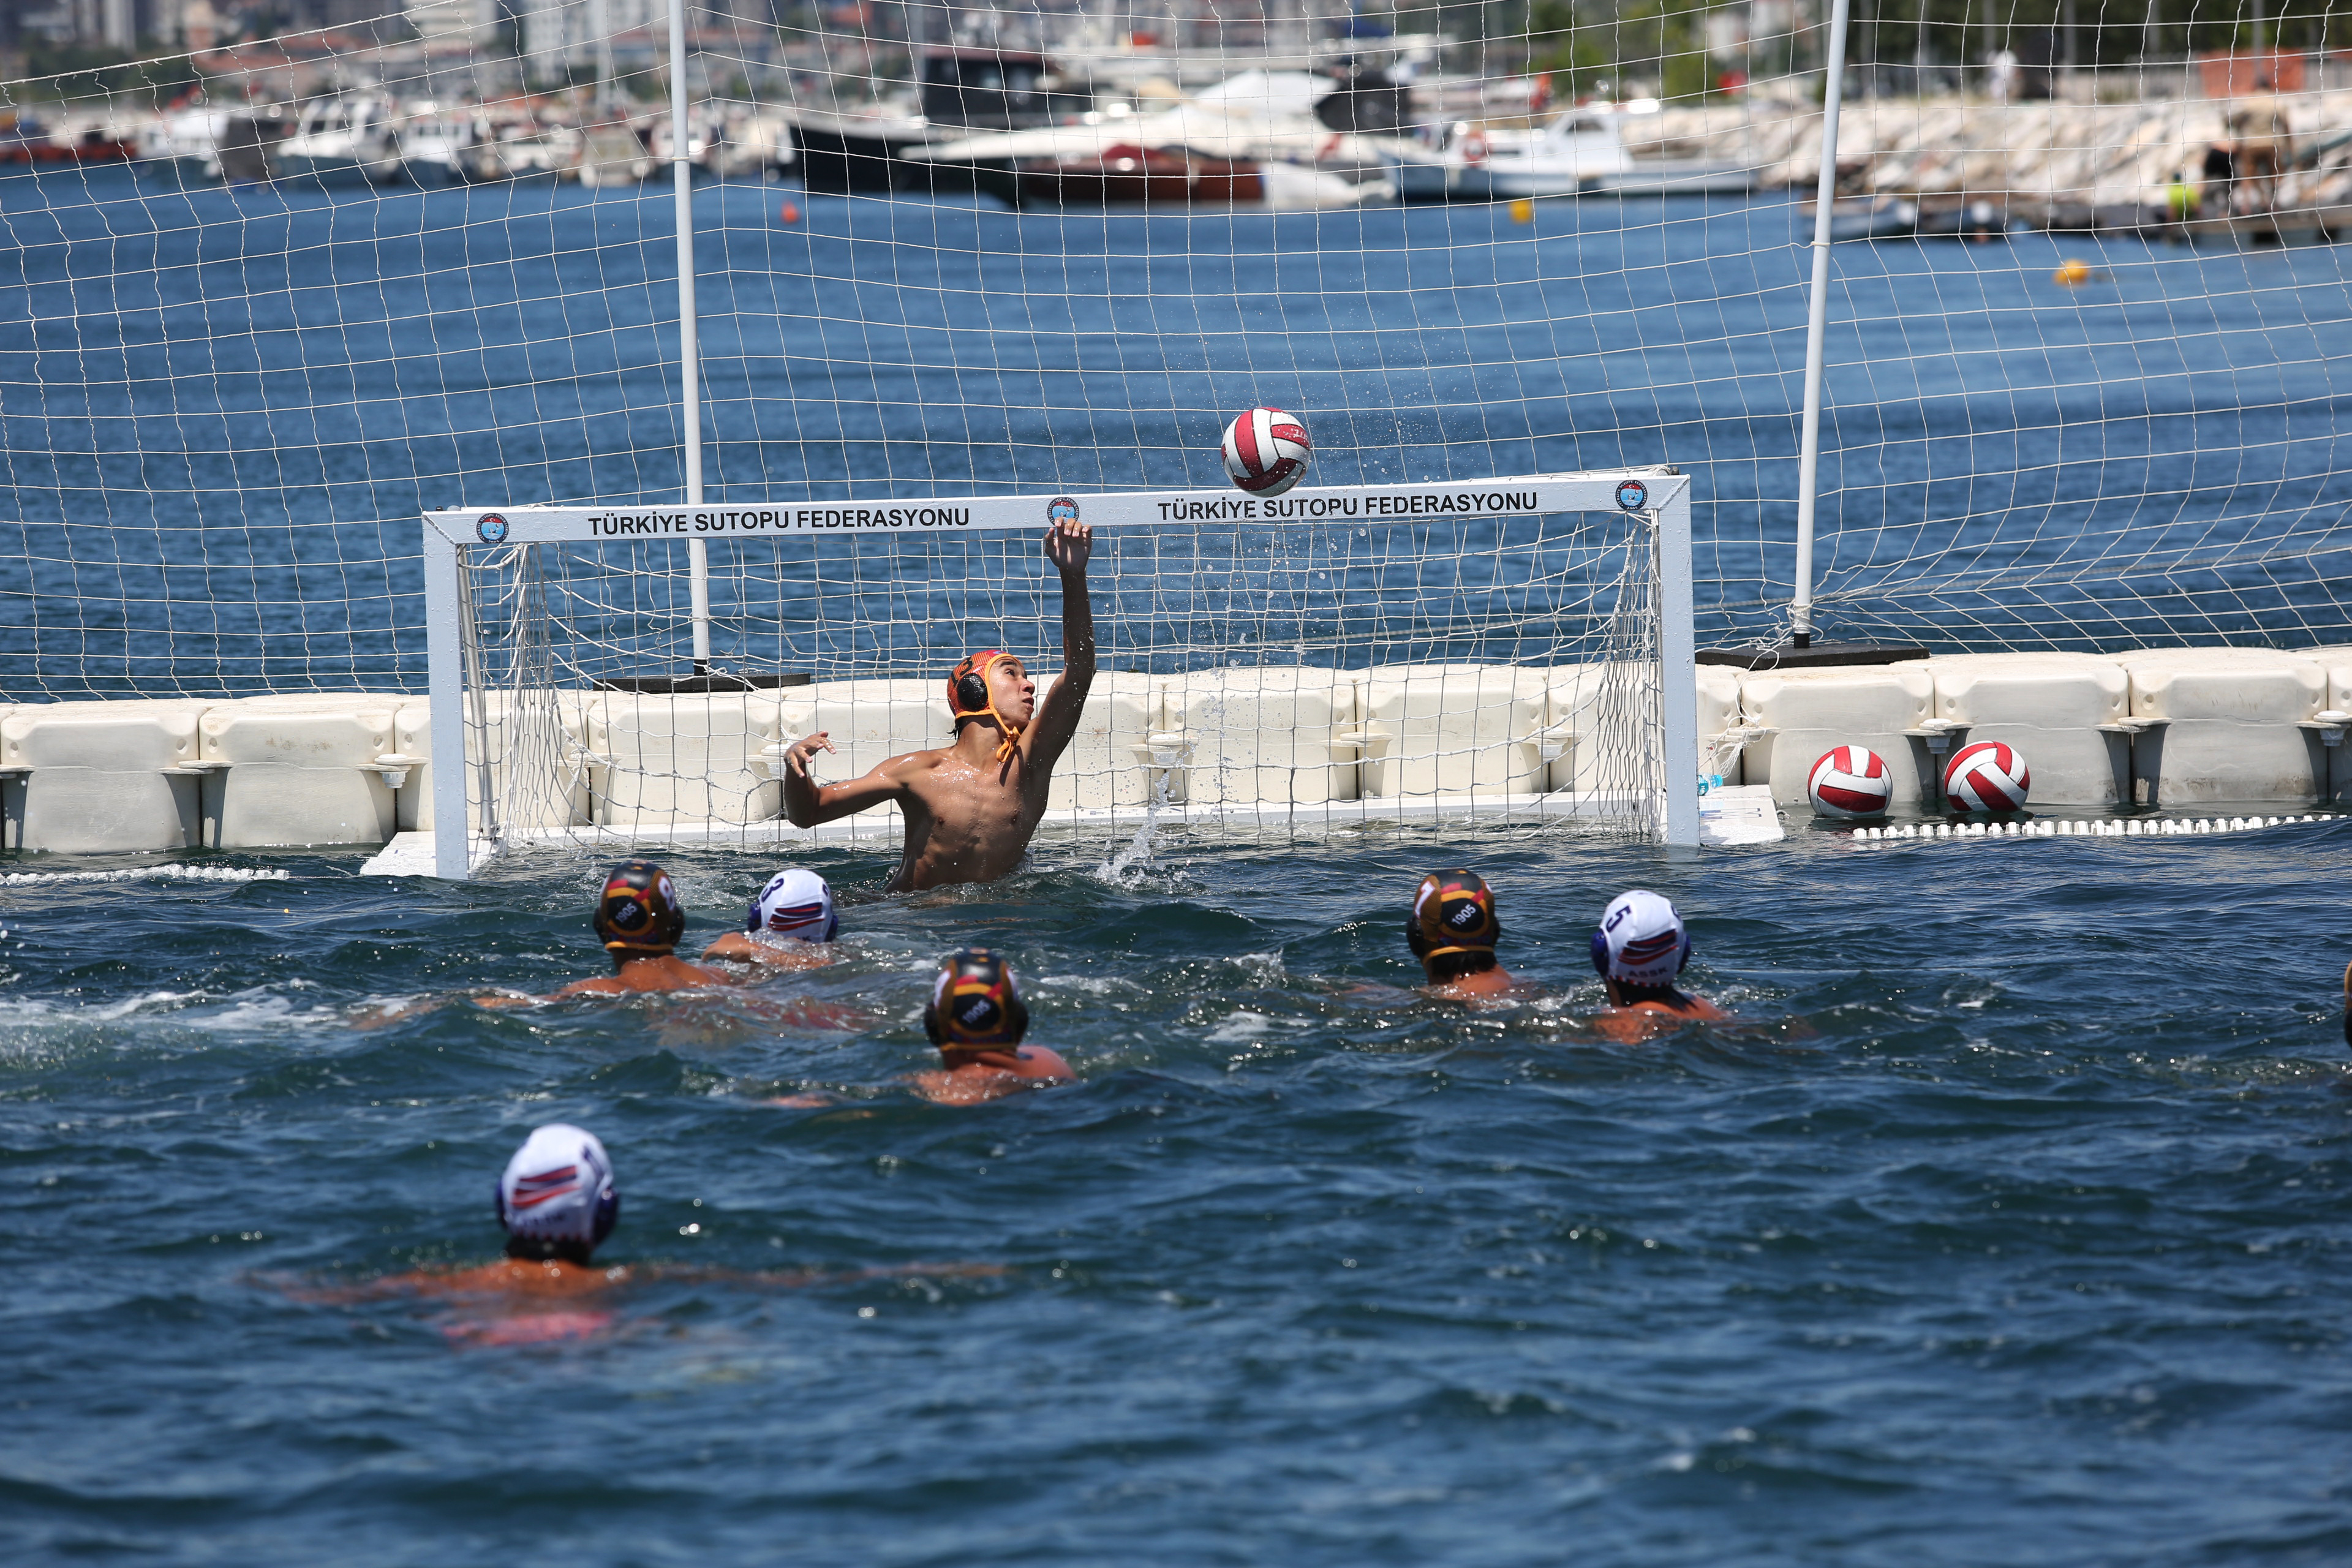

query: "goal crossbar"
xmin=421 ymin=470 xmax=1699 ymax=879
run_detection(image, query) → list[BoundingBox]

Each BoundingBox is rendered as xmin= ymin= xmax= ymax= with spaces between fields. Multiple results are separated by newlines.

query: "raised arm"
xmin=1022 ymin=518 xmax=1096 ymax=768
xmin=778 ymin=733 xmax=913 ymax=827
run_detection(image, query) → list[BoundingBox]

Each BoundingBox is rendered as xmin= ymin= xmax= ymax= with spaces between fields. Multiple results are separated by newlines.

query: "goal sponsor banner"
xmin=424 ymin=470 xmax=1686 ymax=547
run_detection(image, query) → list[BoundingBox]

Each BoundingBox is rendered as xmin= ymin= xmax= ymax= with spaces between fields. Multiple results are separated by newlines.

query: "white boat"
xmin=138 ymin=108 xmax=228 ymax=186
xmin=276 ymin=96 xmax=404 ymax=187
xmin=399 ymin=111 xmax=478 ymax=189
xmin=1391 ymin=108 xmax=1757 ymax=201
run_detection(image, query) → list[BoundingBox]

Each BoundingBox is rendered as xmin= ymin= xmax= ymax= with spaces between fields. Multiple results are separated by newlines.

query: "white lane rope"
xmin=0 ymin=865 xmax=293 ymax=886
xmin=1849 ymin=815 xmax=2340 ymax=843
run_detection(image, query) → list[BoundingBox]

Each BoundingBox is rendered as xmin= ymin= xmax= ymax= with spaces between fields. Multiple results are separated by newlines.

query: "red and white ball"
xmin=1221 ymin=406 xmax=1312 ymax=496
xmin=1807 ymin=745 xmax=1893 ymax=818
xmin=1944 ymin=741 xmax=2030 ymax=812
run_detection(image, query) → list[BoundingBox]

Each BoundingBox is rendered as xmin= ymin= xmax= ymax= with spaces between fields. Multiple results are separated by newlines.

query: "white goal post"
xmin=419 ymin=469 xmax=1698 ymax=879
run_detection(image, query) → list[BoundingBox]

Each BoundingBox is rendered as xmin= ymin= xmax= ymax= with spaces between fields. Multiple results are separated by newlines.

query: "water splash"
xmin=0 ymin=864 xmax=291 ymax=886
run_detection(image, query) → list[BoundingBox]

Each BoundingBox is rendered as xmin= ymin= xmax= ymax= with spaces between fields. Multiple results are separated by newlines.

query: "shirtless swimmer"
xmin=1590 ymin=889 xmax=1727 ymax=1041
xmin=774 ymin=517 xmax=1095 ymax=891
xmin=548 ymin=860 xmax=737 ymax=997
xmin=912 ymin=948 xmax=1073 ymax=1105
xmin=1408 ymin=870 xmax=1517 ymax=998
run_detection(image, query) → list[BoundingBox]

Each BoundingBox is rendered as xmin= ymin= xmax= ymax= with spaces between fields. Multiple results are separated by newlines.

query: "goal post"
xmin=419 ymin=469 xmax=1700 ymax=878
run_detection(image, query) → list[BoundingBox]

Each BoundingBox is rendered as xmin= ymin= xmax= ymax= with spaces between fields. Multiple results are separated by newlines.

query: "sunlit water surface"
xmin=4 ymin=820 xmax=2349 ymax=1565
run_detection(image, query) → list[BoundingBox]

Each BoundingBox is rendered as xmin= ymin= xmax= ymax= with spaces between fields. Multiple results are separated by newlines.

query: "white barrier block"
xmin=1 ymin=700 xmax=210 ymax=853
xmin=790 ymin=678 xmax=952 ymax=824
xmin=2117 ymin=648 xmax=2326 ymax=804
xmin=1925 ymin=652 xmax=2128 ymax=806
xmin=1045 ymin=672 xmax=1161 ymax=812
xmin=1167 ymin=667 xmax=1359 ymax=807
xmin=1738 ymin=664 xmax=1934 ymax=810
xmin=393 ymin=693 xmax=594 ymax=833
xmin=590 ymin=692 xmax=793 ymax=829
xmin=1360 ymin=665 xmax=1553 ymax=799
xmin=1697 ymin=665 xmax=1744 ymax=783
xmin=197 ymin=693 xmax=402 ymax=847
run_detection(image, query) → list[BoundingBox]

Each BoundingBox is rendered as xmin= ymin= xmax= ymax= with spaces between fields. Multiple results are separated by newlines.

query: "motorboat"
xmin=1391 ymin=107 xmax=1757 ymax=201
xmin=1799 ymin=194 xmax=1920 ymax=241
xmin=911 ymin=71 xmax=1393 ymax=208
xmin=399 ymin=111 xmax=478 ymax=188
xmin=966 ymin=141 xmax=1360 ymax=208
xmin=275 ymin=96 xmax=403 ymax=186
xmin=137 ymin=107 xmax=287 ymax=185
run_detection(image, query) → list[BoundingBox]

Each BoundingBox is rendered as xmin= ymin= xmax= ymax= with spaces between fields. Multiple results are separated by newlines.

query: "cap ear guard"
xmin=1590 ymin=930 xmax=1611 ymax=977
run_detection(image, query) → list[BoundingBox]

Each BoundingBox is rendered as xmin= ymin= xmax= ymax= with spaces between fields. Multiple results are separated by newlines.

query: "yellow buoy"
xmin=1509 ymin=198 xmax=1535 ymax=225
xmin=2052 ymin=257 xmax=2096 ymax=285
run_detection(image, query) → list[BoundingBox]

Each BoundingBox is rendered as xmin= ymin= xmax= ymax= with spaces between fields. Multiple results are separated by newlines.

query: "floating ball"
xmin=778 ymin=201 xmax=801 ymax=224
xmin=1509 ymin=198 xmax=1535 ymax=224
xmin=1945 ymin=740 xmax=2030 ymax=812
xmin=2052 ymin=257 xmax=2096 ymax=285
xmin=1221 ymin=406 xmax=1312 ymax=496
xmin=1807 ymin=744 xmax=1893 ymax=818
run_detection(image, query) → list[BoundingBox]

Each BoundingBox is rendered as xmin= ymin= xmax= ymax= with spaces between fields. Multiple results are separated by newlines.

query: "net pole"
xmin=1790 ymin=0 xmax=1853 ymax=650
xmin=423 ymin=530 xmax=470 ymax=880
xmin=668 ymin=0 xmax=712 ymax=673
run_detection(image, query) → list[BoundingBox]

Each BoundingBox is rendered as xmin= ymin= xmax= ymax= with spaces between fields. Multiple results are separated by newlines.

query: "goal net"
xmin=4 ymin=9 xmax=2352 ymax=851
xmin=426 ymin=475 xmax=1695 ymax=875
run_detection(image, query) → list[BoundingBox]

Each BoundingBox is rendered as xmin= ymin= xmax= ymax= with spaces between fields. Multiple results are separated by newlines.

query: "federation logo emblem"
xmin=476 ymin=513 xmax=510 ymax=544
xmin=1613 ymin=480 xmax=1649 ymax=512
xmin=1046 ymin=496 xmax=1080 ymax=526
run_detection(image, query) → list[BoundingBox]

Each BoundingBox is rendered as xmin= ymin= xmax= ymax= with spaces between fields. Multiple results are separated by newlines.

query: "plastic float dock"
xmin=6 ymin=648 xmax=2352 ymax=864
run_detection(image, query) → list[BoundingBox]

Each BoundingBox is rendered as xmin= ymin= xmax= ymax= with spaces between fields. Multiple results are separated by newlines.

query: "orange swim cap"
xmin=948 ymin=649 xmax=1024 ymax=763
xmin=1408 ymin=870 xmax=1502 ymax=963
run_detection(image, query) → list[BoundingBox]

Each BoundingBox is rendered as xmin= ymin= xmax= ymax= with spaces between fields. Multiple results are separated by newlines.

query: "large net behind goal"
xmin=4 ymin=8 xmax=2352 ymax=842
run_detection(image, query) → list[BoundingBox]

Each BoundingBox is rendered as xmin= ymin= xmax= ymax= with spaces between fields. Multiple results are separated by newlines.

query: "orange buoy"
xmin=778 ymin=201 xmax=802 ymax=224
xmin=2052 ymin=257 xmax=2097 ymax=285
xmin=1509 ymin=198 xmax=1535 ymax=224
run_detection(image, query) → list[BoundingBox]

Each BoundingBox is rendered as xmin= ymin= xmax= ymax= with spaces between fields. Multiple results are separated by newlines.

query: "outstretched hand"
xmin=1044 ymin=516 xmax=1093 ymax=575
xmin=781 ymin=732 xmax=835 ymax=782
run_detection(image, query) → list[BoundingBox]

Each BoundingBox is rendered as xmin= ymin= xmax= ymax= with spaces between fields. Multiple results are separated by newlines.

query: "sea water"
xmin=3 ymin=821 xmax=2349 ymax=1566
xmin=2 ymin=176 xmax=2350 ymax=1564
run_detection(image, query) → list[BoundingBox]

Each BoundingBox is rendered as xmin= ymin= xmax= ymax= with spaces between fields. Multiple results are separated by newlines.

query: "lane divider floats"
xmin=0 ymin=864 xmax=293 ymax=885
xmin=1850 ymin=815 xmax=2337 ymax=843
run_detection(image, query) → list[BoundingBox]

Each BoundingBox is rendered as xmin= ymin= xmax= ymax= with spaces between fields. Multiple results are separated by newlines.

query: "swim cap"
xmin=923 ymin=947 xmax=1029 ymax=1048
xmin=1407 ymin=870 xmax=1502 ymax=962
xmin=594 ymin=859 xmax=685 ymax=955
xmin=745 ymin=868 xmax=838 ymax=943
xmin=495 ymin=1123 xmax=619 ymax=1255
xmin=948 ymin=649 xmax=1024 ymax=763
xmin=1591 ymin=889 xmax=1692 ymax=986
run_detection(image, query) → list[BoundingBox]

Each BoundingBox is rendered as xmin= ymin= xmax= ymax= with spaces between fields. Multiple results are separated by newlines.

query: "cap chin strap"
xmin=956 ymin=651 xmax=1025 ymax=764
xmin=1421 ymin=943 xmax=1492 ymax=962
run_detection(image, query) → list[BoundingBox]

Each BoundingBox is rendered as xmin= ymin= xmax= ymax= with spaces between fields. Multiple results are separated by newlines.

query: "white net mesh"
xmin=3 ymin=14 xmax=2350 ymax=716
xmin=449 ymin=505 xmax=1673 ymax=846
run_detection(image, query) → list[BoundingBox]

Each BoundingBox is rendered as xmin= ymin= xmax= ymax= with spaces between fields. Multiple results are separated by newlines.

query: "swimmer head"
xmin=948 ymin=650 xmax=1035 ymax=762
xmin=594 ymin=859 xmax=685 ymax=957
xmin=1408 ymin=870 xmax=1502 ymax=979
xmin=745 ymin=868 xmax=838 ymax=943
xmin=923 ymin=947 xmax=1029 ymax=1050
xmin=1591 ymin=889 xmax=1692 ymax=989
xmin=495 ymin=1123 xmax=619 ymax=1264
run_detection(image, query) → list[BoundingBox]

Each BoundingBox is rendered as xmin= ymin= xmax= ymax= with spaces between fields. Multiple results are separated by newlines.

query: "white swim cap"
xmin=496 ymin=1123 xmax=619 ymax=1252
xmin=746 ymin=868 xmax=838 ymax=943
xmin=1591 ymin=889 xmax=1691 ymax=986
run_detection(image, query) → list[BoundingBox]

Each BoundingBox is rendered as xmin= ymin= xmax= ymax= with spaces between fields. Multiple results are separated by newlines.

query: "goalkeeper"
xmin=775 ymin=517 xmax=1096 ymax=891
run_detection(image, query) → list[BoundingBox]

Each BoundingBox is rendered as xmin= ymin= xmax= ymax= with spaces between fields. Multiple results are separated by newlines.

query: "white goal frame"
xmin=419 ymin=470 xmax=1698 ymax=879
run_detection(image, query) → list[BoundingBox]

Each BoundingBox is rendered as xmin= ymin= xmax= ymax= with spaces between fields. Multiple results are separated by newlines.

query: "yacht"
xmin=275 ymin=96 xmax=404 ymax=187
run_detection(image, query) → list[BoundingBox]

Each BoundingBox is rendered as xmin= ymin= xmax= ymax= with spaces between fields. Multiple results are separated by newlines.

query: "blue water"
xmin=6 ymin=822 xmax=2351 ymax=1565
xmin=4 ymin=174 xmax=2352 ymax=696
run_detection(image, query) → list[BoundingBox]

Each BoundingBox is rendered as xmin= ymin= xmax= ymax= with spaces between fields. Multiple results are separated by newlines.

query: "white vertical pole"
xmin=1657 ymin=481 xmax=1700 ymax=848
xmin=670 ymin=0 xmax=712 ymax=674
xmin=424 ymin=526 xmax=471 ymax=880
xmin=1792 ymin=0 xmax=1853 ymax=650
